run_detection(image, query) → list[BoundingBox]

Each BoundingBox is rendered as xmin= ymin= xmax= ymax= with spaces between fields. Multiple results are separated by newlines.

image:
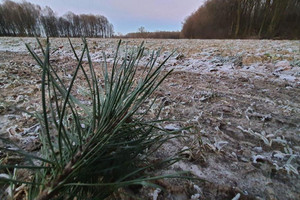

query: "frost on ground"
xmin=0 ymin=37 xmax=299 ymax=199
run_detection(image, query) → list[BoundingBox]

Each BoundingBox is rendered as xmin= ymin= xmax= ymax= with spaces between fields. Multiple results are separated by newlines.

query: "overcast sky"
xmin=13 ymin=0 xmax=204 ymax=34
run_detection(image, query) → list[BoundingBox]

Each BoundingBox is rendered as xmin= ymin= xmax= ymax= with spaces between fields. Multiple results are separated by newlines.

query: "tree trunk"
xmin=235 ymin=0 xmax=241 ymax=37
xmin=258 ymin=0 xmax=270 ymax=38
xmin=268 ymin=0 xmax=289 ymax=38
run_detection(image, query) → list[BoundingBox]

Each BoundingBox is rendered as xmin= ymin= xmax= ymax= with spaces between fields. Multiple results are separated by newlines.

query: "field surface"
xmin=0 ymin=37 xmax=299 ymax=199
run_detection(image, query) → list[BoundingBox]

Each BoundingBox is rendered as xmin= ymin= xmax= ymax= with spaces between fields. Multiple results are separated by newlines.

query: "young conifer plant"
xmin=0 ymin=38 xmax=185 ymax=199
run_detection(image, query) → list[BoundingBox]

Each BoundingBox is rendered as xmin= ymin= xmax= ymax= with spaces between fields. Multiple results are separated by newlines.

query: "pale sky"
xmin=12 ymin=0 xmax=205 ymax=34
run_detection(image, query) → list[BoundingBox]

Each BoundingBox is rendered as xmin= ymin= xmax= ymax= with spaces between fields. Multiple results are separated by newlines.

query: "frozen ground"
xmin=0 ymin=37 xmax=299 ymax=199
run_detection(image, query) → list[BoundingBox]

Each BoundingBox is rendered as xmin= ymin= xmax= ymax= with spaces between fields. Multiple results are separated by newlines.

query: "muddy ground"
xmin=0 ymin=38 xmax=299 ymax=200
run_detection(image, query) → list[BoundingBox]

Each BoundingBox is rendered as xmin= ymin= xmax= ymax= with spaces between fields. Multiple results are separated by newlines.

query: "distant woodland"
xmin=181 ymin=0 xmax=300 ymax=39
xmin=0 ymin=0 xmax=299 ymax=39
xmin=124 ymin=29 xmax=181 ymax=39
xmin=0 ymin=0 xmax=114 ymax=37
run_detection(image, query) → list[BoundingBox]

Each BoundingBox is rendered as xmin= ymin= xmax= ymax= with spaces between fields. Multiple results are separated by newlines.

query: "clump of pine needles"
xmin=0 ymin=38 xmax=185 ymax=199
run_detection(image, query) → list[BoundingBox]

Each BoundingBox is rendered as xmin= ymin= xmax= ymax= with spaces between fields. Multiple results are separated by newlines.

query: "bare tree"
xmin=0 ymin=0 xmax=114 ymax=38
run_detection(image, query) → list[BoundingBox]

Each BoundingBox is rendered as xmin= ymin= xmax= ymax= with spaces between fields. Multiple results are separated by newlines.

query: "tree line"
xmin=124 ymin=30 xmax=180 ymax=39
xmin=181 ymin=0 xmax=300 ymax=39
xmin=0 ymin=0 xmax=114 ymax=37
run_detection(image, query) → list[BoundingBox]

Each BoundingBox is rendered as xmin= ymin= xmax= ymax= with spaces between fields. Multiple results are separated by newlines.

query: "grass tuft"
xmin=0 ymin=38 xmax=186 ymax=199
